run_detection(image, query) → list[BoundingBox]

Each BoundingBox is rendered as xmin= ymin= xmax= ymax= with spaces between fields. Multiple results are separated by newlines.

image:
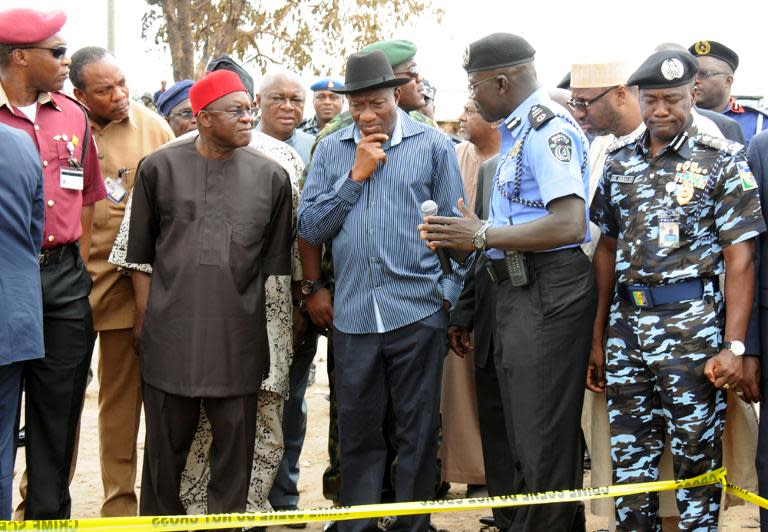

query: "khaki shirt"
xmin=88 ymin=103 xmax=174 ymax=331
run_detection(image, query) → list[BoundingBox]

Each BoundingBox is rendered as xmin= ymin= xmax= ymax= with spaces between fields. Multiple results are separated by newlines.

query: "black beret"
xmin=557 ymin=72 xmax=571 ymax=90
xmin=463 ymin=33 xmax=535 ymax=73
xmin=688 ymin=40 xmax=739 ymax=72
xmin=627 ymin=50 xmax=697 ymax=90
xmin=206 ymin=54 xmax=255 ymax=98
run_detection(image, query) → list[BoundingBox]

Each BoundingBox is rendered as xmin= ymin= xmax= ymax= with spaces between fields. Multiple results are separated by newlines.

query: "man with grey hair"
xmin=257 ymin=71 xmax=315 ymax=164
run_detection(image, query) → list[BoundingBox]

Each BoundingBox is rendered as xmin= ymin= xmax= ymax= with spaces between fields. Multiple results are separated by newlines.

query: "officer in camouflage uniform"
xmin=296 ymin=39 xmax=438 ymax=507
xmin=590 ymin=50 xmax=765 ymax=530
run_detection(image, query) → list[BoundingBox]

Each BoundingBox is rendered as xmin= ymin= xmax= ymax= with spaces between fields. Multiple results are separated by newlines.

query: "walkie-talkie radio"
xmin=504 ymin=217 xmax=530 ymax=287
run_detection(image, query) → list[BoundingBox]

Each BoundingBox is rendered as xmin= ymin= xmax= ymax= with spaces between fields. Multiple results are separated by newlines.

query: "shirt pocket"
xmin=229 ymin=222 xmax=265 ymax=294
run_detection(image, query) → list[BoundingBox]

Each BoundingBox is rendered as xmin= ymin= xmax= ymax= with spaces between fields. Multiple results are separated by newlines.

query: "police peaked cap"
xmin=688 ymin=40 xmax=739 ymax=71
xmin=462 ymin=33 xmax=536 ymax=73
xmin=627 ymin=50 xmax=698 ymax=90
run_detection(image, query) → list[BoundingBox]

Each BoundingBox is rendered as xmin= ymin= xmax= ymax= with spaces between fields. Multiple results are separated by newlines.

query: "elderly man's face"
xmin=313 ymin=90 xmax=343 ymax=123
xmin=393 ymin=59 xmax=426 ymax=112
xmin=167 ymin=98 xmax=196 ymax=137
xmin=640 ymin=84 xmax=694 ymax=144
xmin=20 ymin=33 xmax=70 ymax=93
xmin=347 ymin=87 xmax=400 ymax=137
xmin=76 ymin=55 xmax=130 ymax=125
xmin=458 ymin=99 xmax=492 ymax=142
xmin=257 ymin=77 xmax=305 ymax=141
xmin=199 ymin=91 xmax=253 ymax=149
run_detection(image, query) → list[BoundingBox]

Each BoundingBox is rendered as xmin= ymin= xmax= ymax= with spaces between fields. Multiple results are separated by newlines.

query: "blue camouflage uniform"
xmin=591 ymin=125 xmax=765 ymax=530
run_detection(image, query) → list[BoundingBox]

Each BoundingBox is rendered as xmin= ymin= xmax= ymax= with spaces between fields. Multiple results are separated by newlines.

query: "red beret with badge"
xmin=189 ymin=70 xmax=248 ymax=116
xmin=0 ymin=8 xmax=66 ymax=45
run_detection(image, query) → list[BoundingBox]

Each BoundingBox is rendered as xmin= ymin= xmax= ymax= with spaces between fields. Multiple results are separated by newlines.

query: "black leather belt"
xmin=38 ymin=243 xmax=75 ymax=267
xmin=486 ymin=247 xmax=580 ymax=283
xmin=617 ymin=277 xmax=719 ymax=309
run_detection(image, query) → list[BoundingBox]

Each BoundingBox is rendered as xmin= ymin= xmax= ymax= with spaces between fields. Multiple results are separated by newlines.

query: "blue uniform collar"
xmin=499 ymin=88 xmax=547 ymax=135
xmin=636 ymin=122 xmax=698 ymax=160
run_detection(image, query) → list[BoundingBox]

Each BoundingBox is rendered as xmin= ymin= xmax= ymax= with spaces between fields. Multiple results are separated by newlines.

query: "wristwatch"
xmin=472 ymin=220 xmax=493 ymax=251
xmin=723 ymin=340 xmax=746 ymax=356
xmin=300 ymin=280 xmax=324 ymax=297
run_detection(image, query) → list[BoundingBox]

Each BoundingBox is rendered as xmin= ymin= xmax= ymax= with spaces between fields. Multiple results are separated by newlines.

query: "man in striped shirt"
xmin=298 ymin=50 xmax=467 ymax=532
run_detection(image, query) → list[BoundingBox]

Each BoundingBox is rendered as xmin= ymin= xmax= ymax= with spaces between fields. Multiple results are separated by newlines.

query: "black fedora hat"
xmin=332 ymin=50 xmax=410 ymax=94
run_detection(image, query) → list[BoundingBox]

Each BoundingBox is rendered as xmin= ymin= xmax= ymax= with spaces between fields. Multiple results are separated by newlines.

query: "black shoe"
xmin=479 ymin=516 xmax=495 ymax=527
xmin=323 ymin=522 xmax=338 ymax=532
xmin=273 ymin=505 xmax=307 ymax=529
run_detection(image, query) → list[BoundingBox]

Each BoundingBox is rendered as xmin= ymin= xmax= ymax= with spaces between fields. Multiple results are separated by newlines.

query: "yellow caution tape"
xmin=0 ymin=466 xmax=754 ymax=532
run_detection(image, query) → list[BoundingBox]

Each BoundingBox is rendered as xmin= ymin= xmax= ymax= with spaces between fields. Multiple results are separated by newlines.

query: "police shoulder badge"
xmin=661 ymin=58 xmax=684 ymax=81
xmin=548 ymin=132 xmax=572 ymax=163
xmin=737 ymin=161 xmax=758 ymax=191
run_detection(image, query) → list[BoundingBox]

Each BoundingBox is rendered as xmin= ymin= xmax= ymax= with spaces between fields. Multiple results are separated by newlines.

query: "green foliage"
xmin=142 ymin=0 xmax=443 ymax=80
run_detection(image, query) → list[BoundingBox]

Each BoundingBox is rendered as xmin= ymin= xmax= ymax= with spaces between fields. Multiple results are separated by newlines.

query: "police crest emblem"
xmin=548 ymin=132 xmax=572 ymax=163
xmin=661 ymin=58 xmax=684 ymax=81
xmin=462 ymin=45 xmax=470 ymax=68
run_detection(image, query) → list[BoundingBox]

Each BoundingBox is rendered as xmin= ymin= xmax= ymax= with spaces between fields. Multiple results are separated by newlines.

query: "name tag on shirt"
xmin=104 ymin=177 xmax=127 ymax=204
xmin=609 ymin=174 xmax=635 ymax=184
xmin=60 ymin=168 xmax=84 ymax=190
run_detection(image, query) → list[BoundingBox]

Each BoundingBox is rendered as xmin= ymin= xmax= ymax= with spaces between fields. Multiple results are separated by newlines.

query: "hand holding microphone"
xmin=420 ymin=200 xmax=453 ymax=275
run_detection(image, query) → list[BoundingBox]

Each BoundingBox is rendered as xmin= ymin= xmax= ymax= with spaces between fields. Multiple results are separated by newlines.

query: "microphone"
xmin=420 ymin=200 xmax=453 ymax=275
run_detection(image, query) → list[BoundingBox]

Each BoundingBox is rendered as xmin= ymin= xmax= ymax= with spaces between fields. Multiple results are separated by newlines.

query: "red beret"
xmin=0 ymin=8 xmax=67 ymax=45
xmin=190 ymin=70 xmax=248 ymax=116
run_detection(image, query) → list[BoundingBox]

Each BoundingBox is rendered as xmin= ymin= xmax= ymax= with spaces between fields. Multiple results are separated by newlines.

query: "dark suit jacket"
xmin=697 ymin=107 xmax=746 ymax=144
xmin=450 ymin=154 xmax=498 ymax=368
xmin=746 ymin=131 xmax=768 ymax=365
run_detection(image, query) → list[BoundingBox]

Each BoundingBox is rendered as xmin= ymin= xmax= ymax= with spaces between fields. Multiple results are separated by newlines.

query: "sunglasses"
xmin=393 ymin=65 xmax=420 ymax=80
xmin=16 ymin=45 xmax=68 ymax=60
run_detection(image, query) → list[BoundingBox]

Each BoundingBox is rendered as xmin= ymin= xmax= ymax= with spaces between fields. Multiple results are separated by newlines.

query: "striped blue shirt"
xmin=297 ymin=109 xmax=468 ymax=334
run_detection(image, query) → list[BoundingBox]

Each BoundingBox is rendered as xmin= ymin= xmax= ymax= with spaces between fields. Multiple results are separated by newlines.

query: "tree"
xmin=142 ymin=0 xmax=442 ymax=81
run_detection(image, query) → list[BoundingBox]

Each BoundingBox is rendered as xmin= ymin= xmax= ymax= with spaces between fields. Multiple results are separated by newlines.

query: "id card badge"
xmin=658 ymin=216 xmax=680 ymax=249
xmin=104 ymin=177 xmax=127 ymax=204
xmin=60 ymin=167 xmax=84 ymax=190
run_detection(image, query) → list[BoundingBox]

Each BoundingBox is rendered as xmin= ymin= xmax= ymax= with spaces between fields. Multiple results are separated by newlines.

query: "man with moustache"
xmin=298 ymin=50 xmax=466 ymax=532
xmin=127 ymin=70 xmax=293 ymax=519
xmin=68 ymin=46 xmax=174 ymax=517
xmin=589 ymin=50 xmax=764 ymax=529
xmin=301 ymin=77 xmax=344 ymax=136
xmin=156 ymin=79 xmax=196 ymax=138
xmin=256 ymin=71 xmax=314 ymax=163
xmin=420 ymin=33 xmax=595 ymax=531
xmin=0 ymin=8 xmax=105 ymax=519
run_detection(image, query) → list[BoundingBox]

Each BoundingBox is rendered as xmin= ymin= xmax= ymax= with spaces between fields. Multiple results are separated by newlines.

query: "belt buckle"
xmin=629 ymin=286 xmax=654 ymax=309
xmin=38 ymin=251 xmax=48 ymax=266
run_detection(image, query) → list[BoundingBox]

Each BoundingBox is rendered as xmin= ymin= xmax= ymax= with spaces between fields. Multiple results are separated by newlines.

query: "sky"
xmin=5 ymin=0 xmax=767 ymax=121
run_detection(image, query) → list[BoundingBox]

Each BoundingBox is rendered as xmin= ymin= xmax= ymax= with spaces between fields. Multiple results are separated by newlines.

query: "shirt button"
xmin=43 ymin=160 xmax=48 ymax=167
xmin=47 ymin=235 xmax=55 ymax=243
xmin=649 ymin=173 xmax=655 ymax=178
xmin=47 ymin=200 xmax=55 ymax=207
xmin=34 ymin=124 xmax=40 ymax=131
xmin=635 ymin=239 xmax=641 ymax=246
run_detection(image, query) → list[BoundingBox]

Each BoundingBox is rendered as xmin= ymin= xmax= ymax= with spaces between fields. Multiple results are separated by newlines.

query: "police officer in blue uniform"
xmin=689 ymin=40 xmax=768 ymax=144
xmin=590 ymin=50 xmax=765 ymax=530
xmin=420 ymin=33 xmax=596 ymax=532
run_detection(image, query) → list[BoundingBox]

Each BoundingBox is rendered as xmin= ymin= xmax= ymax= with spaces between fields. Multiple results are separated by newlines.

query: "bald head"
xmin=257 ymin=71 xmax=306 ymax=141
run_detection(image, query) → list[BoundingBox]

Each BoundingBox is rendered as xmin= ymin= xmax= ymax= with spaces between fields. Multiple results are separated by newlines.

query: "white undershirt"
xmin=16 ymin=102 xmax=37 ymax=122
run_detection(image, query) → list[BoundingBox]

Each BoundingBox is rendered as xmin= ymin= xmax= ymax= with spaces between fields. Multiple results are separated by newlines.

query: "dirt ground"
xmin=12 ymin=336 xmax=762 ymax=530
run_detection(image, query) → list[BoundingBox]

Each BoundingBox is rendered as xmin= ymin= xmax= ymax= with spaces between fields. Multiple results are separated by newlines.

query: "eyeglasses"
xmin=694 ymin=70 xmax=728 ymax=81
xmin=169 ymin=109 xmax=194 ymax=119
xmin=394 ymin=65 xmax=420 ymax=80
xmin=204 ymin=106 xmax=256 ymax=119
xmin=16 ymin=45 xmax=68 ymax=60
xmin=467 ymin=75 xmax=503 ymax=98
xmin=566 ymin=86 xmax=617 ymax=112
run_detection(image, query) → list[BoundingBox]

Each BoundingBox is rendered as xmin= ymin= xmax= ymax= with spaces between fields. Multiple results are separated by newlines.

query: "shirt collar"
xmin=352 ymin=110 xmax=403 ymax=148
xmin=636 ymin=121 xmax=698 ymax=159
xmin=0 ymin=80 xmax=58 ymax=114
xmin=499 ymin=87 xmax=546 ymax=135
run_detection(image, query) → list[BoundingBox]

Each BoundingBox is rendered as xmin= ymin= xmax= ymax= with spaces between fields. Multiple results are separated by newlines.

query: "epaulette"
xmin=694 ymin=133 xmax=744 ymax=156
xmin=607 ymin=136 xmax=636 ymax=154
xmin=528 ymin=105 xmax=555 ymax=130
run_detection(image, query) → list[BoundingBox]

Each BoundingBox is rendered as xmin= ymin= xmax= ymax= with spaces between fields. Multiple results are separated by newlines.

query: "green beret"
xmin=627 ymin=50 xmax=697 ymax=90
xmin=361 ymin=39 xmax=417 ymax=68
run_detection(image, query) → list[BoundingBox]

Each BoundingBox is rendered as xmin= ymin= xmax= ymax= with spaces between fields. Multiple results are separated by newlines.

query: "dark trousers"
xmin=0 ymin=362 xmax=23 ymax=520
xmin=24 ymin=244 xmax=95 ymax=519
xmin=140 ymin=383 xmax=258 ymax=523
xmin=334 ymin=309 xmax=448 ymax=532
xmin=475 ymin=349 xmax=516 ymax=531
xmin=494 ymin=248 xmax=596 ymax=532
xmin=268 ymin=331 xmax=318 ymax=508
xmin=756 ymin=308 xmax=768 ymax=531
